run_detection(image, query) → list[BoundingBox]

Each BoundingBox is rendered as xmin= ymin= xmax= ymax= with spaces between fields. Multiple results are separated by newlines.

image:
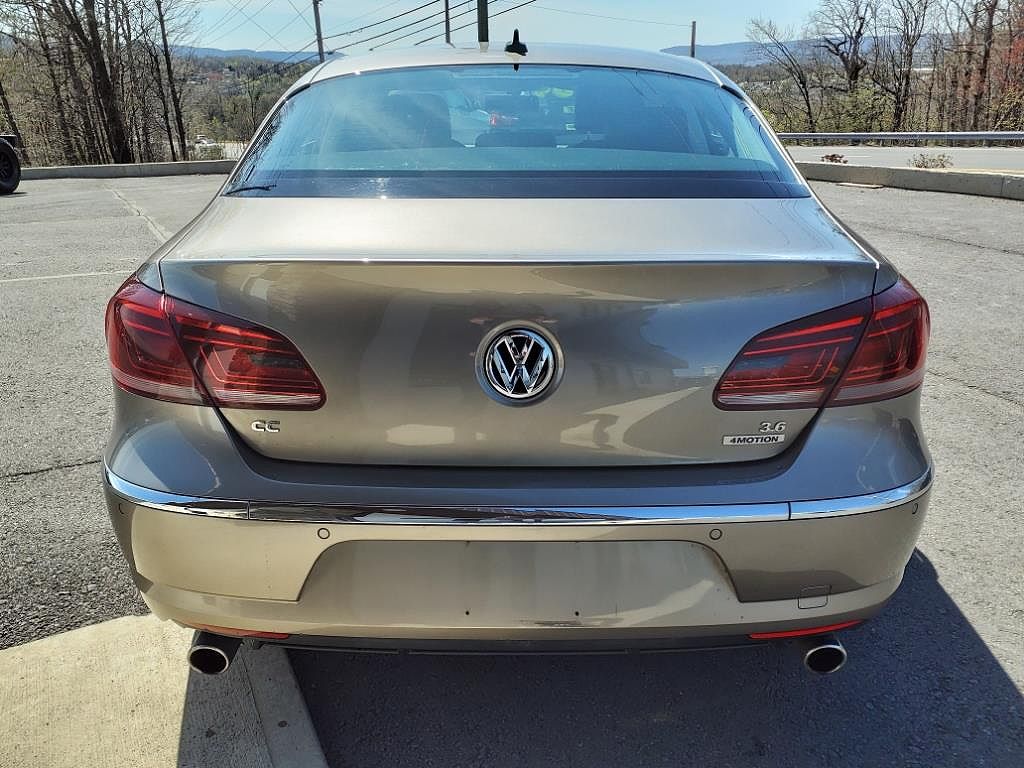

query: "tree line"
xmin=1 ymin=0 xmax=1022 ymax=167
xmin=0 ymin=0 xmax=314 ymax=165
xmin=743 ymin=0 xmax=1024 ymax=132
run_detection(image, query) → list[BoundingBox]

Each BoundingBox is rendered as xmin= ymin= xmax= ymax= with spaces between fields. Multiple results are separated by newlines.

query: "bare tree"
xmin=874 ymin=0 xmax=934 ymax=130
xmin=748 ymin=19 xmax=820 ymax=130
xmin=813 ymin=0 xmax=878 ymax=91
xmin=152 ymin=0 xmax=187 ymax=159
xmin=970 ymin=0 xmax=1002 ymax=129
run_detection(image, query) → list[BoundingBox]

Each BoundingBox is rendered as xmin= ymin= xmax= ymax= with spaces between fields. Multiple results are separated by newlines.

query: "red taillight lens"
xmin=713 ymin=300 xmax=871 ymax=409
xmin=829 ymin=278 xmax=929 ymax=405
xmin=168 ymin=297 xmax=325 ymax=409
xmin=715 ymin=277 xmax=929 ymax=410
xmin=105 ymin=277 xmax=325 ymax=410
xmin=105 ymin=278 xmax=207 ymax=405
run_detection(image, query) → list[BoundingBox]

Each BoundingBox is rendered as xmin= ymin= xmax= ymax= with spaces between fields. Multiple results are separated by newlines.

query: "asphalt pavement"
xmin=787 ymin=144 xmax=1024 ymax=173
xmin=1 ymin=175 xmax=1021 ymax=767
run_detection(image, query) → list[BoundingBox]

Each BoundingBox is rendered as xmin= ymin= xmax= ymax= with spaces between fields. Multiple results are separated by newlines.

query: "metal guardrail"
xmin=779 ymin=131 xmax=1024 ymax=144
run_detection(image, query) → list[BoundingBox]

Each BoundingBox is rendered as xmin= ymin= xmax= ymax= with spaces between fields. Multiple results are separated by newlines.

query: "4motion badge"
xmin=723 ymin=421 xmax=787 ymax=446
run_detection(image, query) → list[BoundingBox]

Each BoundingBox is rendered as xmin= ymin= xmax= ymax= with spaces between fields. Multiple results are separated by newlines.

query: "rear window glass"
xmin=228 ymin=64 xmax=806 ymax=199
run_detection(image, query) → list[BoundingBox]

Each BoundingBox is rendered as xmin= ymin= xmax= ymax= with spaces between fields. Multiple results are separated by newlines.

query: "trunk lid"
xmin=158 ymin=197 xmax=876 ymax=466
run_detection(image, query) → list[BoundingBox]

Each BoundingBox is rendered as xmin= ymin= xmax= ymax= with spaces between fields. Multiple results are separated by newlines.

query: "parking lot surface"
xmin=1 ymin=176 xmax=1021 ymax=766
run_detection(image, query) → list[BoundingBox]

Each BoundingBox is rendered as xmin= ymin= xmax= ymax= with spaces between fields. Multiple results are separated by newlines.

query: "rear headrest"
xmin=381 ymin=93 xmax=455 ymax=147
xmin=332 ymin=92 xmax=455 ymax=150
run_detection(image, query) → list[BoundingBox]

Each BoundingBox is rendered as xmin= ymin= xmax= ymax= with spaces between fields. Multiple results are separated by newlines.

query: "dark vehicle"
xmin=0 ymin=134 xmax=21 ymax=194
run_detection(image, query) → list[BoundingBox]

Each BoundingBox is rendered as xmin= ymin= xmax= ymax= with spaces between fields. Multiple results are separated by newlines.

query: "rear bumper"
xmin=105 ymin=467 xmax=930 ymax=645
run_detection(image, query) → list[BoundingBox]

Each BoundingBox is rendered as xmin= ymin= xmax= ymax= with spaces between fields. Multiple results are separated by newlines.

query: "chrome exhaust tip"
xmin=797 ymin=633 xmax=847 ymax=675
xmin=188 ymin=631 xmax=241 ymax=675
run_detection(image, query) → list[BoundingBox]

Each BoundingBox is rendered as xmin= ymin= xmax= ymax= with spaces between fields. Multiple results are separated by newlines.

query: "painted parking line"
xmin=0 ymin=270 xmax=130 ymax=285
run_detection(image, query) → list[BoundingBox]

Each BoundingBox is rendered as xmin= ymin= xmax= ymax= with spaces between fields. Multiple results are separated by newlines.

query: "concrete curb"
xmin=0 ymin=615 xmax=327 ymax=768
xmin=795 ymin=161 xmax=1024 ymax=201
xmin=22 ymin=159 xmax=236 ymax=180
xmin=17 ymin=158 xmax=1024 ymax=201
xmin=242 ymin=645 xmax=329 ymax=768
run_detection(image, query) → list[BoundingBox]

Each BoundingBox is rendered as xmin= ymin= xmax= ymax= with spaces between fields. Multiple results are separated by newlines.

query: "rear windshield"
xmin=227 ymin=64 xmax=807 ymax=199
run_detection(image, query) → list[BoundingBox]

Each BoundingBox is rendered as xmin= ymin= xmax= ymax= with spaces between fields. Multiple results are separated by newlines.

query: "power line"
xmin=284 ymin=0 xmax=316 ymax=33
xmin=202 ymin=0 xmax=310 ymax=56
xmin=202 ymin=0 xmax=258 ymax=40
xmin=330 ymin=3 xmax=478 ymax=51
xmin=371 ymin=0 xmax=479 ymax=50
xmin=232 ymin=46 xmax=323 ymax=92
xmin=530 ymin=5 xmax=695 ymax=28
xmin=332 ymin=0 xmax=408 ymax=27
xmin=416 ymin=0 xmax=536 ymax=45
xmin=322 ymin=0 xmax=441 ymax=41
xmin=250 ymin=13 xmax=308 ymax=51
xmin=202 ymin=0 xmax=277 ymax=47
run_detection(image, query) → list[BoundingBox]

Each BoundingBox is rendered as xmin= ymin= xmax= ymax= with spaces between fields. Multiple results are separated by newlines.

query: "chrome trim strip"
xmin=245 ymin=503 xmax=790 ymax=525
xmin=104 ymin=466 xmax=932 ymax=525
xmin=104 ymin=468 xmax=249 ymax=519
xmin=789 ymin=469 xmax=932 ymax=520
xmin=103 ymin=466 xmax=785 ymax=525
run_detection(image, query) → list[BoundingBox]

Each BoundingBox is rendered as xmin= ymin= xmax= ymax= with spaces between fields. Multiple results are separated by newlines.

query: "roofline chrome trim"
xmin=789 ymin=469 xmax=932 ymax=520
xmin=104 ymin=466 xmax=931 ymax=525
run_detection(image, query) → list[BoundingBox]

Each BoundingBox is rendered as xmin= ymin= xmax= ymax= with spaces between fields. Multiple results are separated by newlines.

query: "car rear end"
xmin=103 ymin=47 xmax=931 ymax=662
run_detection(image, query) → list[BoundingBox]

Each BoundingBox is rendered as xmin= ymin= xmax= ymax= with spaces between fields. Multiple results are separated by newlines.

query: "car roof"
xmin=289 ymin=43 xmax=737 ymax=95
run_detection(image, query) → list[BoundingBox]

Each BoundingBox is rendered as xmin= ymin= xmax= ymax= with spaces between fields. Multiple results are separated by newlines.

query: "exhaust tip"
xmin=188 ymin=631 xmax=242 ymax=675
xmin=188 ymin=644 xmax=232 ymax=675
xmin=801 ymin=636 xmax=847 ymax=675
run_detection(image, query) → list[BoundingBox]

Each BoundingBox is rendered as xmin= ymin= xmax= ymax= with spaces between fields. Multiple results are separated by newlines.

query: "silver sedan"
xmin=102 ymin=44 xmax=932 ymax=676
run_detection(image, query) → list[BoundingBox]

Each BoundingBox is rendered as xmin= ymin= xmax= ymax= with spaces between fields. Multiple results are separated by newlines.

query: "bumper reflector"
xmin=749 ymin=619 xmax=861 ymax=640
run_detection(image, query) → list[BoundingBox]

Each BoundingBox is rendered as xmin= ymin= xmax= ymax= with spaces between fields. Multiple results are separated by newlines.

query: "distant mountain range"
xmin=174 ymin=46 xmax=343 ymax=63
xmin=661 ymin=41 xmax=770 ymax=66
xmin=174 ymin=40 xmax=780 ymax=67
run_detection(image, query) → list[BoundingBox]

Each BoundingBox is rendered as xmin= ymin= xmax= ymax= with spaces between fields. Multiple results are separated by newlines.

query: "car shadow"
xmin=287 ymin=550 xmax=1023 ymax=768
xmin=175 ymin=655 xmax=274 ymax=768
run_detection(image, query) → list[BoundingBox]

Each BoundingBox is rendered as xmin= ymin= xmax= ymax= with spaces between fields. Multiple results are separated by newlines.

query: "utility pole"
xmin=690 ymin=21 xmax=697 ymax=58
xmin=477 ymin=0 xmax=488 ymax=49
xmin=313 ymin=0 xmax=325 ymax=62
xmin=444 ymin=0 xmax=451 ymax=44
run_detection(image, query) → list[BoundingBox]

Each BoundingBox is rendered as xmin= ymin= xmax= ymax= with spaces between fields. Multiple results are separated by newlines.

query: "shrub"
xmin=194 ymin=144 xmax=225 ymax=161
xmin=909 ymin=153 xmax=953 ymax=169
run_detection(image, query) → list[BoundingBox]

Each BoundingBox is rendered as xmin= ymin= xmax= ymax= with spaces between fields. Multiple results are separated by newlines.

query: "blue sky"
xmin=191 ymin=1 xmax=818 ymax=55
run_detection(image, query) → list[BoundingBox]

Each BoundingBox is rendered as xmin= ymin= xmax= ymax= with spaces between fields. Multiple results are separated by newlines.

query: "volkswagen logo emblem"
xmin=478 ymin=326 xmax=562 ymax=405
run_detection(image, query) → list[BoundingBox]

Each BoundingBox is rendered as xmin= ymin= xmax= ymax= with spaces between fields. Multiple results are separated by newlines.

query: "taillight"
xmin=829 ymin=278 xmax=929 ymax=405
xmin=105 ymin=277 xmax=325 ymax=409
xmin=713 ymin=300 xmax=871 ymax=409
xmin=105 ymin=278 xmax=207 ymax=405
xmin=715 ymin=276 xmax=929 ymax=410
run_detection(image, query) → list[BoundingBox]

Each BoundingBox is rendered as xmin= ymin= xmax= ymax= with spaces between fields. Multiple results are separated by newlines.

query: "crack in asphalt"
xmin=926 ymin=368 xmax=1023 ymax=408
xmin=2 ymin=458 xmax=102 ymax=481
xmin=846 ymin=220 xmax=1024 ymax=259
